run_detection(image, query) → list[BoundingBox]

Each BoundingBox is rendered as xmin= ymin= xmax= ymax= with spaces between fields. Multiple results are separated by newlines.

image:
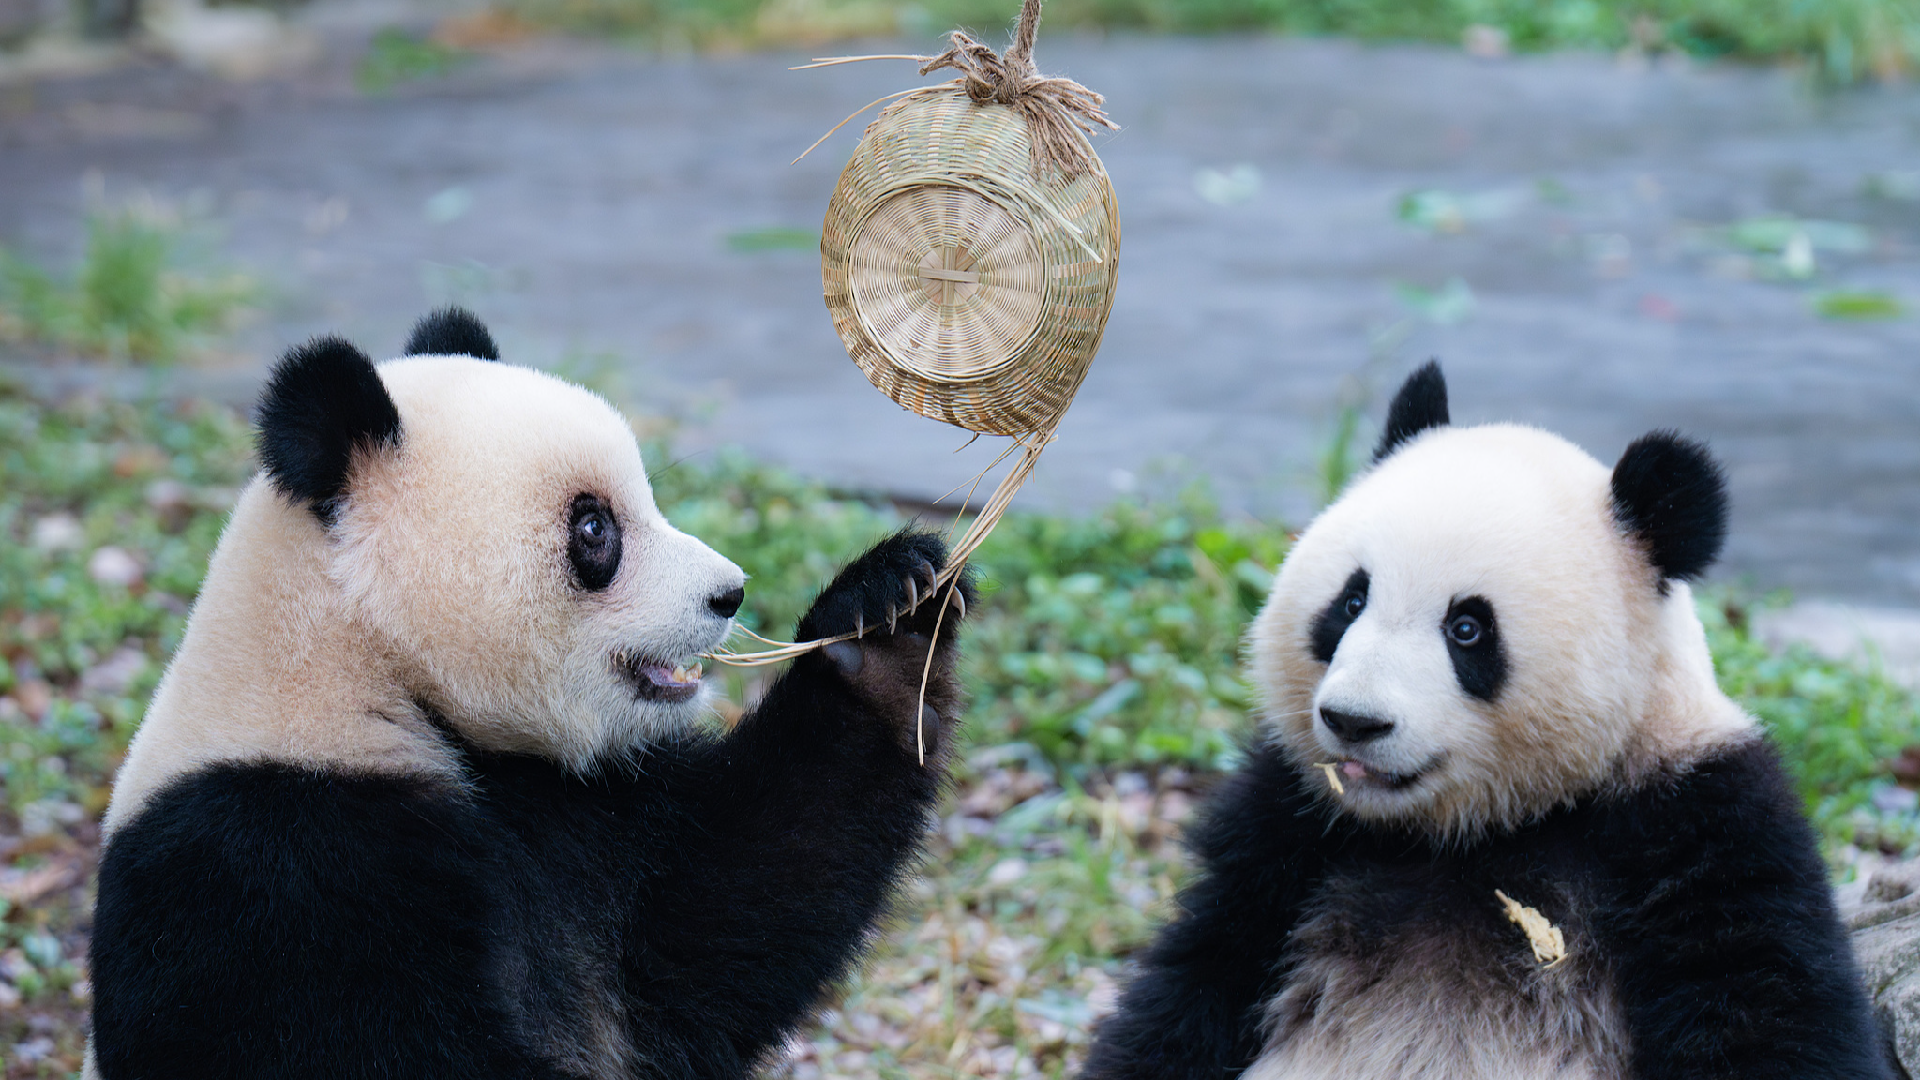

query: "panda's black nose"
xmin=1320 ymin=708 xmax=1394 ymax=744
xmin=708 ymin=586 xmax=746 ymax=620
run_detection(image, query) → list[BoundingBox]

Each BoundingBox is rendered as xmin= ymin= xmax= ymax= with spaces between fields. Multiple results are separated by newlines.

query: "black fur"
xmin=255 ymin=337 xmax=402 ymax=521
xmin=1373 ymin=360 xmax=1450 ymax=462
xmin=1309 ymin=569 xmax=1369 ymax=664
xmin=1443 ymin=594 xmax=1506 ymax=701
xmin=1610 ymin=431 xmax=1729 ymax=582
xmin=92 ymin=530 xmax=975 ymax=1080
xmin=1083 ymin=739 xmax=1891 ymax=1080
xmin=403 ymin=306 xmax=500 ymax=361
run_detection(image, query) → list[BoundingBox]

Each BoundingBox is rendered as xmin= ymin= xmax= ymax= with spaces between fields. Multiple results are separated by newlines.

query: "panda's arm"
xmin=90 ymin=763 xmax=568 ymax=1080
xmin=612 ymin=530 xmax=972 ymax=1074
xmin=1589 ymin=738 xmax=1894 ymax=1080
xmin=1082 ymin=743 xmax=1339 ymax=1080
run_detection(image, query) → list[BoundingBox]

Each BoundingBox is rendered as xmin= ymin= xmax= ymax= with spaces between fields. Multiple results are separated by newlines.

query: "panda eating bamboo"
xmin=86 ymin=309 xmax=974 ymax=1080
xmin=1084 ymin=362 xmax=1891 ymax=1080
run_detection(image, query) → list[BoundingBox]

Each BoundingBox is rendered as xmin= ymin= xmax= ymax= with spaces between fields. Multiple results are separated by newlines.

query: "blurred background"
xmin=3 ymin=0 xmax=1919 ymax=1074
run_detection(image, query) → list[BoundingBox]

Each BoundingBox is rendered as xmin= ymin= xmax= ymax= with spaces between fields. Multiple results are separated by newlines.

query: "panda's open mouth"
xmin=618 ymin=655 xmax=706 ymax=704
xmin=1332 ymin=757 xmax=1432 ymax=791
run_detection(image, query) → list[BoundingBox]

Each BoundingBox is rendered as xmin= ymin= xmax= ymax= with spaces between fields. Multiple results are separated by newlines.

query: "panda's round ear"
xmin=1372 ymin=360 xmax=1450 ymax=462
xmin=256 ymin=336 xmax=402 ymax=521
xmin=403 ymin=307 xmax=499 ymax=361
xmin=1610 ymin=431 xmax=1728 ymax=582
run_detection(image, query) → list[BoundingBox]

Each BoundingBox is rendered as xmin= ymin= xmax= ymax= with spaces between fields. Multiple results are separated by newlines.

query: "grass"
xmin=356 ymin=28 xmax=475 ymax=94
xmin=0 ymin=209 xmax=255 ymax=366
xmin=500 ymin=0 xmax=1920 ymax=83
xmin=1 ymin=387 xmax=1916 ymax=1074
xmin=1814 ymin=289 xmax=1906 ymax=320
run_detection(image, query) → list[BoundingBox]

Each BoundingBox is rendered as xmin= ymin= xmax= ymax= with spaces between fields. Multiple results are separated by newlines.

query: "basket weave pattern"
xmin=822 ymin=90 xmax=1120 ymax=437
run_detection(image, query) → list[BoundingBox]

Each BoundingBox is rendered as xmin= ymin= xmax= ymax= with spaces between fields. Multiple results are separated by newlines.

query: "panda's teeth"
xmin=690 ymin=662 xmax=704 ymax=681
xmin=671 ymin=665 xmax=688 ymax=683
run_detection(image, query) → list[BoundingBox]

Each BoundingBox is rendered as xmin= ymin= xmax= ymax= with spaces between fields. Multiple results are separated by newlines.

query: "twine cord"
xmin=705 ymin=422 xmax=1057 ymax=763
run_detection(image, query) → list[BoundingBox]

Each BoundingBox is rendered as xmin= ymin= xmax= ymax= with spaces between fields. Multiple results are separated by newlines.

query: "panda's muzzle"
xmin=618 ymin=654 xmax=706 ymax=704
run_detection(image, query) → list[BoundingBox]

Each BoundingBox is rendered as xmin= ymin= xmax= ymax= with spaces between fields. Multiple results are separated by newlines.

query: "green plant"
xmin=0 ymin=211 xmax=254 ymax=364
xmin=1813 ymin=290 xmax=1906 ymax=320
xmin=1704 ymin=592 xmax=1920 ymax=849
xmin=0 ymin=389 xmax=255 ymax=817
xmin=356 ymin=29 xmax=473 ymax=93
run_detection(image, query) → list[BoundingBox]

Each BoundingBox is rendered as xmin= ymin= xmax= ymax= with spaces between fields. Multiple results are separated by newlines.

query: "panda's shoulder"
xmin=103 ymin=761 xmax=500 ymax=886
xmin=1584 ymin=737 xmax=1827 ymax=881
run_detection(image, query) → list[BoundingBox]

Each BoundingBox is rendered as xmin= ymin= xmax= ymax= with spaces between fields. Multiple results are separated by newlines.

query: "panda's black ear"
xmin=402 ymin=307 xmax=499 ymax=361
xmin=1373 ymin=360 xmax=1449 ymax=462
xmin=256 ymin=336 xmax=402 ymax=520
xmin=1610 ymin=431 xmax=1728 ymax=582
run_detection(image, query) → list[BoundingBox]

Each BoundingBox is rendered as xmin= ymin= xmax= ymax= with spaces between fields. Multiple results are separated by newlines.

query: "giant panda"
xmin=1083 ymin=362 xmax=1890 ymax=1080
xmin=87 ymin=308 xmax=975 ymax=1080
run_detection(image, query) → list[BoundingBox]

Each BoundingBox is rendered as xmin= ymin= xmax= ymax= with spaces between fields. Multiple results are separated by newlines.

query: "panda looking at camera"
xmin=89 ymin=309 xmax=974 ymax=1080
xmin=1084 ymin=362 xmax=1889 ymax=1080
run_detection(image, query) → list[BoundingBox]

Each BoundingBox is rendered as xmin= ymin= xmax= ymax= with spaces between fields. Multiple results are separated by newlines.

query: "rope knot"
xmin=913 ymin=0 xmax=1117 ymax=177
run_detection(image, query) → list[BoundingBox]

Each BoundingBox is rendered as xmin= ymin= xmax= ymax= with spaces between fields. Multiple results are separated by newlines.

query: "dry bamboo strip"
xmin=790 ymin=88 xmax=922 ymax=165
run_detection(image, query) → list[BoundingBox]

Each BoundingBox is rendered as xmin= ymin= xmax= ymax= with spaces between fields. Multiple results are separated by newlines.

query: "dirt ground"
xmin=2 ymin=24 xmax=1918 ymax=608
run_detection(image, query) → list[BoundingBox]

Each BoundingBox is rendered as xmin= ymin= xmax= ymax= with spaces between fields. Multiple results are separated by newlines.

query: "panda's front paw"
xmin=796 ymin=529 xmax=973 ymax=645
xmin=796 ymin=531 xmax=975 ymax=753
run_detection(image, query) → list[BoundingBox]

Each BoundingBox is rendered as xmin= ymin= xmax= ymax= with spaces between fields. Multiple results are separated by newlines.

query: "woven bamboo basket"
xmin=714 ymin=5 xmax=1118 ymax=706
xmin=821 ymin=89 xmax=1120 ymax=438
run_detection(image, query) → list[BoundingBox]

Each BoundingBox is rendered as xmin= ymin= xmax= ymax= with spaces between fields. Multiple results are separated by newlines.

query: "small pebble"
xmin=987 ymin=858 xmax=1029 ymax=886
xmin=30 ymin=514 xmax=83 ymax=552
xmin=1873 ymin=786 xmax=1919 ymax=814
xmin=88 ymin=546 xmax=143 ymax=588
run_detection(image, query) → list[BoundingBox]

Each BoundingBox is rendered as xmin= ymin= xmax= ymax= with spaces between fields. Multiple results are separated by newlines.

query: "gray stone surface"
xmin=2 ymin=30 xmax=1918 ymax=605
xmin=1848 ymin=861 xmax=1920 ymax=1078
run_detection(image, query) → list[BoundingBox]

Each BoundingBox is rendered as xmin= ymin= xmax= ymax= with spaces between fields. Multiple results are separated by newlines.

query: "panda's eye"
xmin=568 ymin=494 xmax=622 ymax=591
xmin=1342 ymin=592 xmax=1366 ymax=619
xmin=1447 ymin=614 xmax=1482 ymax=647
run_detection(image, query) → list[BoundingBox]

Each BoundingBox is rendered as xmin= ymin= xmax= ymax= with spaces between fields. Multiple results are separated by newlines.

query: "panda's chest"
xmin=1248 ymin=859 xmax=1630 ymax=1080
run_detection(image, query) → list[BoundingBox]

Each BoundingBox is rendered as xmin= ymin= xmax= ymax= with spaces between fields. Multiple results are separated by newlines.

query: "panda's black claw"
xmin=947 ymin=587 xmax=966 ymax=621
xmin=794 ymin=528 xmax=975 ymax=643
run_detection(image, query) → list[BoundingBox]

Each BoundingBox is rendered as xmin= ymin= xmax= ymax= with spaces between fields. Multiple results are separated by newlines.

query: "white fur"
xmin=1248 ymin=901 xmax=1629 ymax=1080
xmin=1248 ymin=423 xmax=1753 ymax=840
xmin=105 ymin=356 xmax=743 ymax=836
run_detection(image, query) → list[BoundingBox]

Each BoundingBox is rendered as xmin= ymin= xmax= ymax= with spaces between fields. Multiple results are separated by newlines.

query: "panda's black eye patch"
xmin=1443 ymin=596 xmax=1506 ymax=701
xmin=1310 ymin=568 xmax=1369 ymax=664
xmin=568 ymin=494 xmax=622 ymax=591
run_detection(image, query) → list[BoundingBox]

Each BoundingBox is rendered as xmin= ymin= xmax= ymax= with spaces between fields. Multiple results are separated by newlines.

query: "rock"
xmin=87 ymin=545 xmax=142 ymax=588
xmin=1849 ymin=860 xmax=1920 ymax=1077
xmin=80 ymin=642 xmax=149 ymax=698
xmin=30 ymin=514 xmax=83 ymax=552
xmin=144 ymin=478 xmax=193 ymax=532
xmin=145 ymin=0 xmax=319 ymax=80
